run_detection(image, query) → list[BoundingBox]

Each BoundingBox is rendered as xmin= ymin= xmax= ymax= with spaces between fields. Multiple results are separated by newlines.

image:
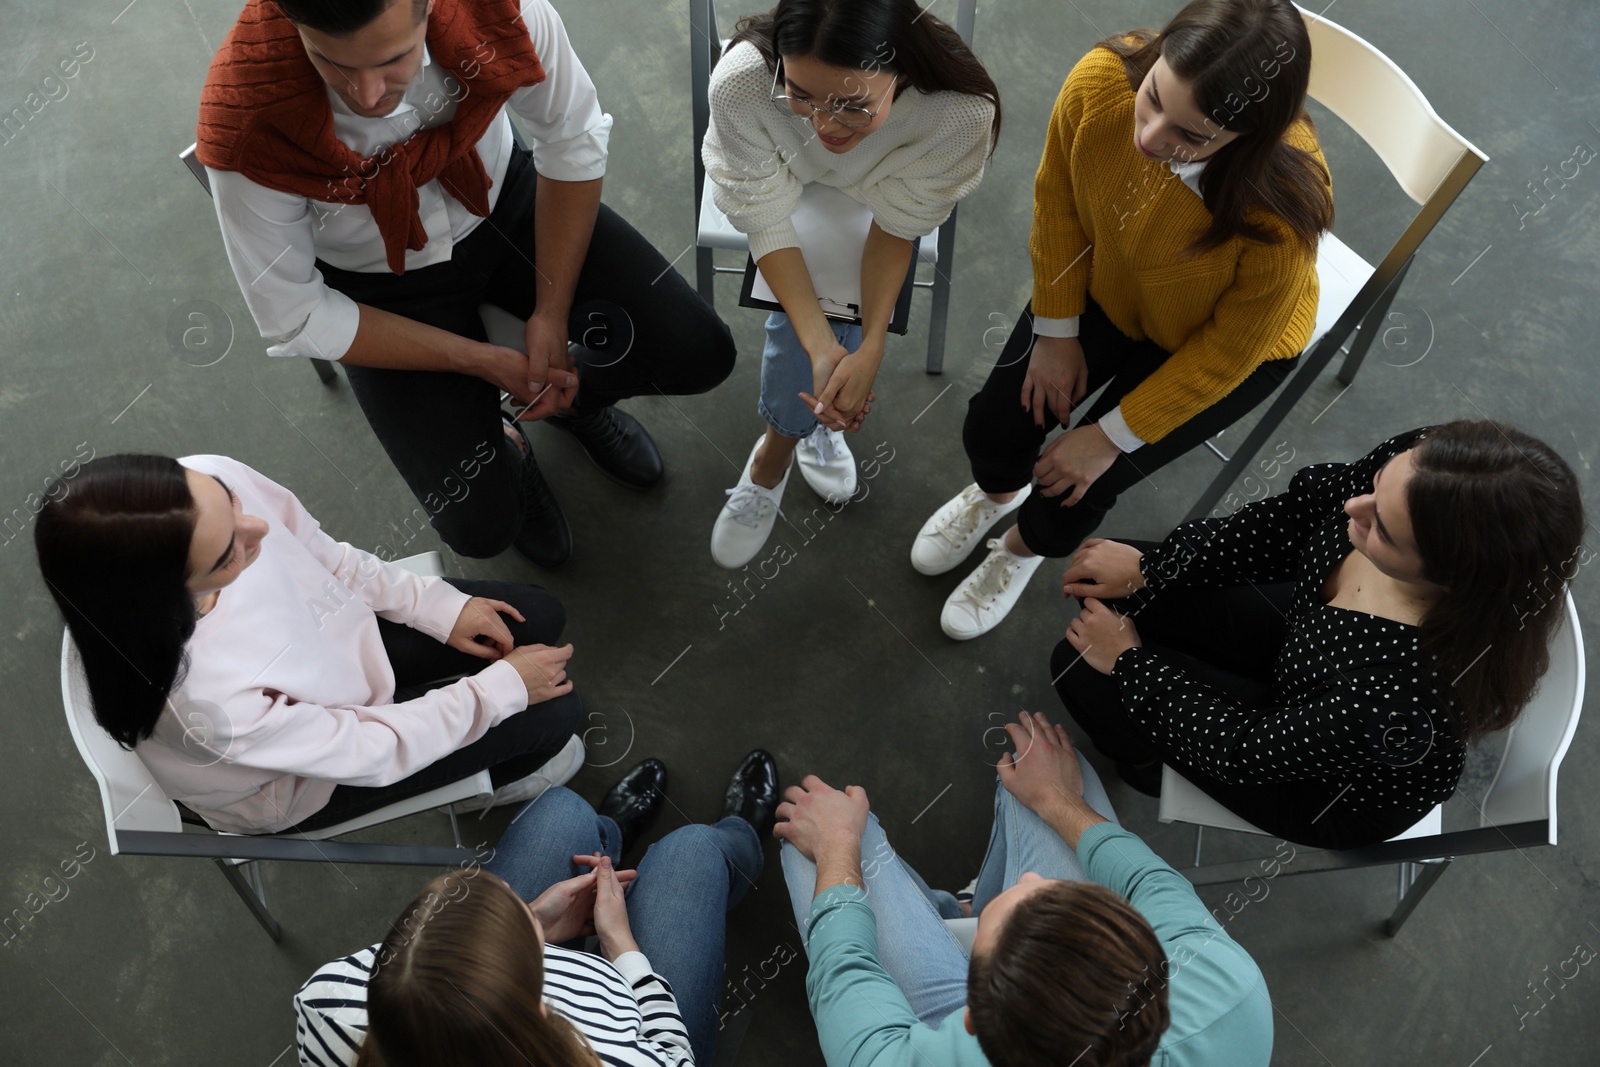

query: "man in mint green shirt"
xmin=774 ymin=711 xmax=1273 ymax=1067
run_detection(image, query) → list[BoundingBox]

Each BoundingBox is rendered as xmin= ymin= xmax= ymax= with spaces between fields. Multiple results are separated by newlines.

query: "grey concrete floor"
xmin=3 ymin=0 xmax=1599 ymax=1063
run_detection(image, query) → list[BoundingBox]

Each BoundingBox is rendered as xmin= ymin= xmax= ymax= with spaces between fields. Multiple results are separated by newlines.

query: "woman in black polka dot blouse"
xmin=1049 ymin=421 xmax=1583 ymax=849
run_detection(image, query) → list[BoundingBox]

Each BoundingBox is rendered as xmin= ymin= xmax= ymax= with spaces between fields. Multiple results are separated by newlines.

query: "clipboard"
xmin=737 ymin=183 xmax=920 ymax=335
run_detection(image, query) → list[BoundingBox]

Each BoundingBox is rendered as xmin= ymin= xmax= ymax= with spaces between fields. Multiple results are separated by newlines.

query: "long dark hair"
xmin=35 ymin=455 xmax=198 ymax=748
xmin=358 ymin=873 xmax=599 ymax=1067
xmin=729 ymin=0 xmax=1002 ymax=150
xmin=967 ymin=882 xmax=1168 ymax=1067
xmin=1101 ymin=0 xmax=1332 ymax=253
xmin=1407 ymin=421 xmax=1585 ymax=742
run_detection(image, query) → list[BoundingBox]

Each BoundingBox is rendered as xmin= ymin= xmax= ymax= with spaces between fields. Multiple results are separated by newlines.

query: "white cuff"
xmin=1097 ymin=405 xmax=1146 ymax=453
xmin=265 ymin=286 xmax=361 ymax=361
xmin=1031 ymin=315 xmax=1080 ymax=339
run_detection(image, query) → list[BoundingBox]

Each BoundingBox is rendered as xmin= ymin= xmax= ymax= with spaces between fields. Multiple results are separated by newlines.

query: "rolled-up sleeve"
xmin=507 ymin=0 xmax=610 ymax=181
xmin=206 ymin=166 xmax=362 ymax=361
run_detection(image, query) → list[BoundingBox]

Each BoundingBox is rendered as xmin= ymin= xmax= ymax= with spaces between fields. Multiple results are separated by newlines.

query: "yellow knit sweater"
xmin=1030 ymin=47 xmax=1328 ymax=443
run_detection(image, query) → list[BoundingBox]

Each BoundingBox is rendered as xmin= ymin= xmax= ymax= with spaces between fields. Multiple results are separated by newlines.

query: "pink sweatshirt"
xmin=137 ymin=456 xmax=528 ymax=834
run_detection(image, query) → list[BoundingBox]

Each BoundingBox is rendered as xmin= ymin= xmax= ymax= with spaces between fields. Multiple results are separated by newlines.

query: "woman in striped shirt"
xmin=295 ymin=755 xmax=775 ymax=1066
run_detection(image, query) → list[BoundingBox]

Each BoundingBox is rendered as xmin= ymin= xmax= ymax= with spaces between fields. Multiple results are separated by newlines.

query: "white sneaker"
xmin=459 ymin=734 xmax=586 ymax=813
xmin=795 ymin=425 xmax=857 ymax=503
xmin=941 ymin=539 xmax=1045 ymax=640
xmin=911 ymin=483 xmax=1032 ymax=576
xmin=712 ymin=436 xmax=788 ymax=569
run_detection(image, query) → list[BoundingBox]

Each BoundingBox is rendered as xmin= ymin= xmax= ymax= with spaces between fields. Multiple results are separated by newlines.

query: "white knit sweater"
xmin=702 ymin=41 xmax=994 ymax=262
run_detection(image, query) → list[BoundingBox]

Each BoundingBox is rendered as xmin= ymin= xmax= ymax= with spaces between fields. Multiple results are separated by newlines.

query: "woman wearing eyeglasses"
xmin=701 ymin=0 xmax=1001 ymax=568
xmin=911 ymin=0 xmax=1334 ymax=640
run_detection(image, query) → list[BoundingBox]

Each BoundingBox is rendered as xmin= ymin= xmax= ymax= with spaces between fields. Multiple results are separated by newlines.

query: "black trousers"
xmin=287 ymin=577 xmax=582 ymax=833
xmin=319 ymin=145 xmax=738 ymax=558
xmin=963 ymin=299 xmax=1297 ymax=558
xmin=1050 ymin=543 xmax=1410 ymax=849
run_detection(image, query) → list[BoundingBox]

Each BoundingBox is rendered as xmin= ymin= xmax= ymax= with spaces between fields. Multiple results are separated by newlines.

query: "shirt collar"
xmin=1169 ymin=157 xmax=1206 ymax=197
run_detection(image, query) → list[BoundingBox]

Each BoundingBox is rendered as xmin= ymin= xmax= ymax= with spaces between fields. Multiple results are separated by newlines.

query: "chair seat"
xmin=1157 ymin=765 xmax=1442 ymax=843
xmin=696 ymin=178 xmax=940 ymax=264
xmin=293 ymin=770 xmax=494 ymax=841
xmin=944 ymin=916 xmax=977 ymax=954
xmin=1308 ymin=230 xmax=1375 ymax=350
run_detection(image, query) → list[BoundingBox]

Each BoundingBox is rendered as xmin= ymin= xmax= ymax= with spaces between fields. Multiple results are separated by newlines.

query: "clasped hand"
xmin=800 ymin=336 xmax=880 ymax=433
xmin=473 ymin=316 xmax=580 ymax=423
xmin=528 ymin=854 xmax=639 ymax=960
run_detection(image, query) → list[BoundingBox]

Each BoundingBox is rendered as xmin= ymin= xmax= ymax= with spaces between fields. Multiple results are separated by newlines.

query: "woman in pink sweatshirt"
xmin=35 ymin=453 xmax=581 ymax=834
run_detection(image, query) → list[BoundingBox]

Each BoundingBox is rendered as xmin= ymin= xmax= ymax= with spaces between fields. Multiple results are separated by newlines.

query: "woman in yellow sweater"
xmin=912 ymin=0 xmax=1332 ymax=640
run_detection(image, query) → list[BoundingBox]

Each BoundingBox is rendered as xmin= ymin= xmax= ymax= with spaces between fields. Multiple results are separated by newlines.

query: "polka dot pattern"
xmin=1117 ymin=429 xmax=1466 ymax=822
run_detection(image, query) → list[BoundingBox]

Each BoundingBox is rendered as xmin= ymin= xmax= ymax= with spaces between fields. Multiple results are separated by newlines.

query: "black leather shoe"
xmin=1115 ymin=760 xmax=1163 ymax=798
xmin=549 ymin=406 xmax=664 ymax=491
xmin=721 ymin=750 xmax=779 ymax=838
xmin=509 ymin=422 xmax=572 ymax=569
xmin=599 ymin=758 xmax=667 ymax=854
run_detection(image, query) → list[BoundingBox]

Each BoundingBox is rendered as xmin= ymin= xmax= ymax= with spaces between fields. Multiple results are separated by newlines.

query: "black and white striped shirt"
xmin=294 ymin=943 xmax=694 ymax=1066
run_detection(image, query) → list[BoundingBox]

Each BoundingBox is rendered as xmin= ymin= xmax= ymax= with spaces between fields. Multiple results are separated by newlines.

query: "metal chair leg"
xmin=1202 ymin=433 xmax=1231 ymax=462
xmin=1384 ymin=857 xmax=1451 ymax=938
xmin=925 ymin=205 xmax=959 ymax=375
xmin=216 ymin=858 xmax=283 ymax=941
xmin=1337 ymin=255 xmax=1414 ymax=386
xmin=1192 ymin=826 xmax=1205 ymax=868
xmin=310 ymin=358 xmax=337 ymax=385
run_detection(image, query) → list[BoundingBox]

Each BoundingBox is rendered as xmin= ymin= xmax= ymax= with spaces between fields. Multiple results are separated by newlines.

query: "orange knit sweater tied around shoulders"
xmin=1029 ymin=47 xmax=1329 ymax=444
xmin=195 ymin=0 xmax=545 ymax=274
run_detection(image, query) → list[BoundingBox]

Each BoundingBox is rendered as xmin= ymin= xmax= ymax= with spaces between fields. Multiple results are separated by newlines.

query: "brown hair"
xmin=1407 ymin=420 xmax=1585 ymax=741
xmin=357 ymin=872 xmax=600 ymax=1067
xmin=728 ymin=0 xmax=1001 ymax=150
xmin=967 ymin=882 xmax=1170 ymax=1067
xmin=1100 ymin=0 xmax=1332 ymax=254
xmin=34 ymin=454 xmax=198 ymax=748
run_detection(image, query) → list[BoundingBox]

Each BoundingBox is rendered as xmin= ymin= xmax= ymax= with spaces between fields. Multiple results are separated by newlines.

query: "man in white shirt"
xmin=197 ymin=0 xmax=736 ymax=568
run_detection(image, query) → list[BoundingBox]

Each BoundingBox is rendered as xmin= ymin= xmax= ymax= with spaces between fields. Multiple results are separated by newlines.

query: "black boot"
xmin=507 ymin=418 xmax=573 ymax=569
xmin=549 ymin=405 xmax=664 ymax=491
xmin=721 ymin=750 xmax=779 ymax=838
xmin=599 ymin=758 xmax=668 ymax=854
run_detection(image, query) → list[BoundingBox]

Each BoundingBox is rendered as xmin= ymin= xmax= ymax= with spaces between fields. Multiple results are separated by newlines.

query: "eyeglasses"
xmin=770 ymin=59 xmax=894 ymax=130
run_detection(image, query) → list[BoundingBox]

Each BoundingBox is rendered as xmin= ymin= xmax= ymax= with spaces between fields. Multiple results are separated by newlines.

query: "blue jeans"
xmin=759 ymin=312 xmax=863 ymax=438
xmin=487 ymin=788 xmax=764 ymax=1066
xmin=779 ymin=756 xmax=1119 ymax=1026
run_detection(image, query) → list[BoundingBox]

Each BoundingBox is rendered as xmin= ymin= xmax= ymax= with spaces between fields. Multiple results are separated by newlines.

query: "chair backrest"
xmin=60 ymin=635 xmax=183 ymax=847
xmin=179 ymin=143 xmax=211 ymax=196
xmin=1298 ymin=6 xmax=1487 ymax=207
xmin=1480 ymin=593 xmax=1585 ymax=843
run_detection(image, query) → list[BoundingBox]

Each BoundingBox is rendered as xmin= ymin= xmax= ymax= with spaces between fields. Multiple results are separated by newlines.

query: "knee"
xmin=535 ymin=785 xmax=592 ymax=826
xmin=1049 ymin=636 xmax=1084 ymax=692
xmin=532 ymin=690 xmax=583 ymax=741
xmin=434 ymin=505 xmax=519 ymax=560
xmin=501 ymin=584 xmax=566 ymax=645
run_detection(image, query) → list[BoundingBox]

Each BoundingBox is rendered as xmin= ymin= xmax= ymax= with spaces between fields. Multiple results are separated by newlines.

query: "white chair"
xmin=1158 ymin=592 xmax=1585 ymax=937
xmin=689 ymin=0 xmax=978 ymax=374
xmin=61 ymin=551 xmax=494 ymax=942
xmin=1188 ymin=5 xmax=1489 ymax=517
xmin=943 ymin=916 xmax=978 ymax=955
xmin=178 ymin=122 xmax=537 ymax=386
